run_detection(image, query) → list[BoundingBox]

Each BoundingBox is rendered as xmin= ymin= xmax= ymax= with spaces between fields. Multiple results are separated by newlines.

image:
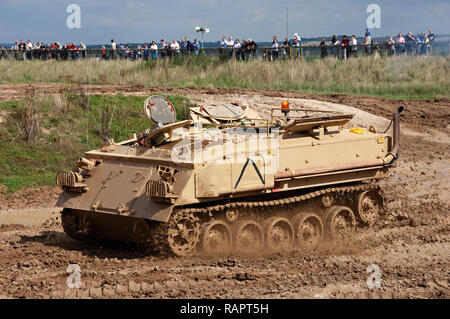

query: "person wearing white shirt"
xmin=350 ymin=35 xmax=358 ymax=57
xmin=170 ymin=40 xmax=180 ymax=55
xmin=364 ymin=32 xmax=372 ymax=55
xmin=226 ymin=36 xmax=234 ymax=57
xmin=150 ymin=41 xmax=158 ymax=59
xmin=292 ymin=33 xmax=301 ymax=58
xmin=26 ymin=40 xmax=33 ymax=60
xmin=233 ymin=39 xmax=242 ymax=60
xmin=79 ymin=42 xmax=86 ymax=58
xmin=271 ymin=36 xmax=279 ymax=61
xmin=111 ymin=39 xmax=117 ymax=59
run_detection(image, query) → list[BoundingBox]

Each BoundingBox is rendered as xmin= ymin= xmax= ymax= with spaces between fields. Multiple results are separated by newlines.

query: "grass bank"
xmin=0 ymin=92 xmax=191 ymax=192
xmin=1 ymin=55 xmax=449 ymax=100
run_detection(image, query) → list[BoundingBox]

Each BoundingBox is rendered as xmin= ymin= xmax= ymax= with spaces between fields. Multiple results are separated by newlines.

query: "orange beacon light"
xmin=281 ymin=101 xmax=290 ymax=115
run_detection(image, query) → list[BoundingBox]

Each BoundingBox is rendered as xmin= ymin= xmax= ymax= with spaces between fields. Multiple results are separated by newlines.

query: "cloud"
xmin=127 ymin=0 xmax=145 ymax=10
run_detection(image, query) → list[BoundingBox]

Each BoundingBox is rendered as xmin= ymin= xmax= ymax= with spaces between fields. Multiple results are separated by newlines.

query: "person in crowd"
xmin=11 ymin=41 xmax=19 ymax=59
xmin=363 ymin=31 xmax=372 ymax=55
xmin=159 ymin=39 xmax=166 ymax=59
xmin=25 ymin=39 xmax=33 ymax=60
xmin=101 ymin=46 xmax=107 ymax=60
xmin=44 ymin=43 xmax=51 ymax=60
xmin=271 ymin=36 xmax=279 ymax=61
xmin=50 ymin=43 xmax=57 ymax=60
xmin=119 ymin=42 xmax=125 ymax=59
xmin=67 ymin=42 xmax=73 ymax=59
xmin=192 ymin=39 xmax=200 ymax=56
xmin=219 ymin=35 xmax=227 ymax=54
xmin=248 ymin=38 xmax=258 ymax=60
xmin=170 ymin=39 xmax=180 ymax=55
xmin=165 ymin=41 xmax=172 ymax=59
xmin=32 ymin=42 xmax=39 ymax=60
xmin=319 ymin=38 xmax=327 ymax=59
xmin=130 ymin=49 xmax=137 ymax=61
xmin=38 ymin=42 xmax=45 ymax=60
xmin=143 ymin=44 xmax=149 ymax=61
xmin=331 ymin=35 xmax=340 ymax=58
xmin=241 ymin=39 xmax=248 ymax=61
xmin=349 ymin=35 xmax=358 ymax=58
xmin=427 ymin=29 xmax=435 ymax=55
xmin=185 ymin=37 xmax=192 ymax=53
xmin=72 ymin=43 xmax=79 ymax=60
xmin=137 ymin=45 xmax=143 ymax=61
xmin=62 ymin=43 xmax=69 ymax=60
xmin=79 ymin=42 xmax=86 ymax=58
xmin=233 ymin=39 xmax=242 ymax=61
xmin=405 ymin=32 xmax=415 ymax=55
xmin=340 ymin=35 xmax=349 ymax=60
xmin=281 ymin=37 xmax=291 ymax=60
xmin=292 ymin=33 xmax=301 ymax=58
xmin=226 ymin=36 xmax=234 ymax=57
xmin=423 ymin=35 xmax=431 ymax=56
xmin=427 ymin=29 xmax=435 ymax=43
xmin=150 ymin=41 xmax=158 ymax=60
xmin=419 ymin=32 xmax=428 ymax=55
xmin=180 ymin=37 xmax=187 ymax=55
xmin=110 ymin=39 xmax=117 ymax=60
xmin=39 ymin=42 xmax=45 ymax=60
xmin=56 ymin=42 xmax=63 ymax=60
xmin=19 ymin=40 xmax=26 ymax=60
xmin=396 ymin=33 xmax=405 ymax=55
xmin=387 ymin=37 xmax=396 ymax=56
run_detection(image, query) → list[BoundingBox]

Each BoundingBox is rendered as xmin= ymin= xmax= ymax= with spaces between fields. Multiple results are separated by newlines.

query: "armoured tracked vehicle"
xmin=56 ymin=96 xmax=403 ymax=256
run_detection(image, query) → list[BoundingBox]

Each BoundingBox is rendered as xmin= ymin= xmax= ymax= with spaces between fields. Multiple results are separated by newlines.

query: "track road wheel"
xmin=356 ymin=190 xmax=383 ymax=225
xmin=292 ymin=213 xmax=323 ymax=251
xmin=263 ymin=217 xmax=294 ymax=254
xmin=201 ymin=220 xmax=232 ymax=255
xmin=326 ymin=206 xmax=356 ymax=240
xmin=233 ymin=220 xmax=264 ymax=254
xmin=167 ymin=211 xmax=200 ymax=257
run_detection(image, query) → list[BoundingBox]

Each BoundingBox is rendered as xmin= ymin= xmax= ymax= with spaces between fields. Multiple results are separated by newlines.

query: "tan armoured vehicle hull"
xmin=56 ymin=99 xmax=403 ymax=256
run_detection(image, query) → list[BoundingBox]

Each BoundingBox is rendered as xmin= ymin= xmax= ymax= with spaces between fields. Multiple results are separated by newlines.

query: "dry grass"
xmin=1 ymin=55 xmax=449 ymax=99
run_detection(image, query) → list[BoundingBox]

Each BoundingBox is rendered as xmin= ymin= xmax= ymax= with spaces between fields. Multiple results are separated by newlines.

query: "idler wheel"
xmin=326 ymin=206 xmax=356 ymax=239
xmin=263 ymin=217 xmax=294 ymax=253
xmin=292 ymin=213 xmax=324 ymax=251
xmin=356 ymin=190 xmax=383 ymax=225
xmin=201 ymin=220 xmax=232 ymax=255
xmin=167 ymin=211 xmax=200 ymax=256
xmin=233 ymin=220 xmax=264 ymax=254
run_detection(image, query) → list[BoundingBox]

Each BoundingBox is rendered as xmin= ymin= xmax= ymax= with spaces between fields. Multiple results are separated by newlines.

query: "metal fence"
xmin=0 ymin=42 xmax=448 ymax=62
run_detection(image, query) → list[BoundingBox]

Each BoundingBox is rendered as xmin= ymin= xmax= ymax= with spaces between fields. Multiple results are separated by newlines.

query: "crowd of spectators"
xmin=0 ymin=28 xmax=437 ymax=62
xmin=0 ymin=40 xmax=87 ymax=60
xmin=95 ymin=38 xmax=202 ymax=61
xmin=316 ymin=28 xmax=435 ymax=60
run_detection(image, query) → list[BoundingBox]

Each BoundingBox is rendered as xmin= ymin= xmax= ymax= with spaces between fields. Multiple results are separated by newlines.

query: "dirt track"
xmin=0 ymin=84 xmax=448 ymax=299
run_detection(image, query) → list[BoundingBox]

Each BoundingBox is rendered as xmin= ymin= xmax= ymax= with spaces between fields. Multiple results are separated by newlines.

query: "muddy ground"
xmin=0 ymin=84 xmax=448 ymax=299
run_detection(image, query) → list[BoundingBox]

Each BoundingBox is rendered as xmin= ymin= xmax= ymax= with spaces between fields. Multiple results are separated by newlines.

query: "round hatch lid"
xmin=144 ymin=96 xmax=176 ymax=125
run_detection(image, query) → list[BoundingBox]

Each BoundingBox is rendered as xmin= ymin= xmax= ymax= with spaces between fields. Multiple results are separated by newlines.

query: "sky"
xmin=0 ymin=0 xmax=449 ymax=44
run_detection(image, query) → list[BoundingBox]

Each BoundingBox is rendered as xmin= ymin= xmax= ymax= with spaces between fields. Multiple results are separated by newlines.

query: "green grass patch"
xmin=0 ymin=93 xmax=191 ymax=192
